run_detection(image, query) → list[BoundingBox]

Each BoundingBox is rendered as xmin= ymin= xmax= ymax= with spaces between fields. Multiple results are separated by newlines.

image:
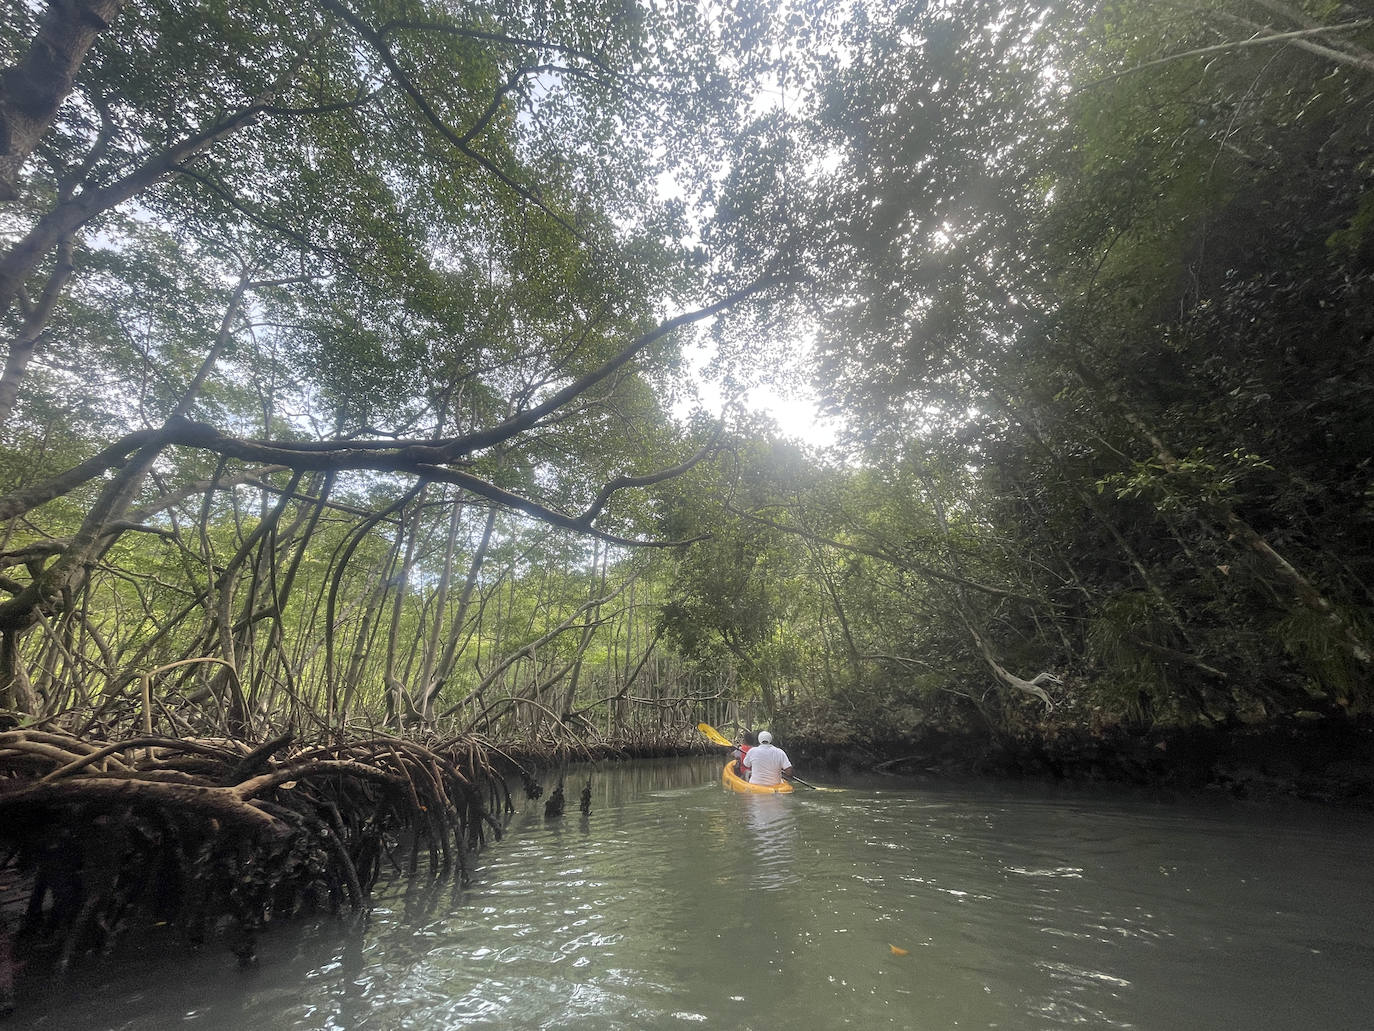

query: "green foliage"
xmin=1098 ymin=450 xmax=1274 ymax=513
xmin=4 ymin=0 xmax=1373 ymax=745
xmin=1270 ymin=605 xmax=1368 ymax=705
xmin=681 ymin=0 xmax=1374 ymax=736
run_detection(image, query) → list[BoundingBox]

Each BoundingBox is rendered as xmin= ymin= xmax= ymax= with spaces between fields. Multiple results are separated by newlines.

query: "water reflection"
xmin=740 ymin=794 xmax=800 ymax=891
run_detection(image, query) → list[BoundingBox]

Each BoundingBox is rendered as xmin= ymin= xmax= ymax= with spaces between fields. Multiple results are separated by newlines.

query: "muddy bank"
xmin=790 ymin=717 xmax=1374 ymax=806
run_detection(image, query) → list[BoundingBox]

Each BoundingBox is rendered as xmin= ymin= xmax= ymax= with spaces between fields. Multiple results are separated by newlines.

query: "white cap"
xmin=757 ymin=731 xmax=773 ymax=743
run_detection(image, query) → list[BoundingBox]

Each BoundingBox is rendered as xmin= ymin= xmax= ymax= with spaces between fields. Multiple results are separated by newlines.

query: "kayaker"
xmin=731 ymin=730 xmax=757 ymax=780
xmin=742 ymin=730 xmax=793 ymax=787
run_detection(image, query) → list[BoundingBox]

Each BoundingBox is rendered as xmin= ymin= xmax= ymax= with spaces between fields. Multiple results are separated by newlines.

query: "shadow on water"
xmin=7 ymin=755 xmax=1374 ymax=1030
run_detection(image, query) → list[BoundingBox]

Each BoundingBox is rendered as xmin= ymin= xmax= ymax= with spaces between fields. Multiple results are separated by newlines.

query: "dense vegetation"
xmin=2 ymin=0 xmax=1371 ymax=764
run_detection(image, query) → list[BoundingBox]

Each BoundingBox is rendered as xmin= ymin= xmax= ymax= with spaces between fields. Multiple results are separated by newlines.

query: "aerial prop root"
xmin=0 ymin=726 xmax=508 ymax=1001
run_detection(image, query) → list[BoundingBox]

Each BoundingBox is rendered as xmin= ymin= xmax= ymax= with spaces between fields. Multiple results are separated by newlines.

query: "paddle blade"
xmin=696 ymin=722 xmax=733 ymax=746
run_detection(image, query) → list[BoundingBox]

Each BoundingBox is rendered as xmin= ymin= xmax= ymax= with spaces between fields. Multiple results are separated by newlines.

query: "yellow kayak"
xmin=721 ymin=760 xmax=793 ymax=794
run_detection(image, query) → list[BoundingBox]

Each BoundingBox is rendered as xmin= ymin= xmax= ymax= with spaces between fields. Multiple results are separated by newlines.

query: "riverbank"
xmin=0 ymin=727 xmax=524 ymax=1015
xmin=790 ymin=715 xmax=1374 ymax=806
xmin=0 ymin=722 xmax=717 ymax=1014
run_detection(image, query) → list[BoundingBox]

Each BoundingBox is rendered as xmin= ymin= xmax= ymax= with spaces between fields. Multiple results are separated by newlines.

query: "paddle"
xmin=696 ymin=722 xmax=733 ymax=747
xmin=697 ymin=722 xmax=835 ymax=791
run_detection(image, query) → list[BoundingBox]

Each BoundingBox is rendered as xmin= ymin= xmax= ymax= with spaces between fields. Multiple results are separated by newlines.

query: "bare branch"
xmin=1075 ymin=18 xmax=1374 ymax=90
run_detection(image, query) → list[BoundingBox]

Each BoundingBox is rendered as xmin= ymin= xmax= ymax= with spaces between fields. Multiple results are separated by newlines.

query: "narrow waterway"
xmin=11 ymin=756 xmax=1374 ymax=1030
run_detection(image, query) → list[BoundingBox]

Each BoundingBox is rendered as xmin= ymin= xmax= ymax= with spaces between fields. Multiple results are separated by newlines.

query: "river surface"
xmin=11 ymin=756 xmax=1374 ymax=1030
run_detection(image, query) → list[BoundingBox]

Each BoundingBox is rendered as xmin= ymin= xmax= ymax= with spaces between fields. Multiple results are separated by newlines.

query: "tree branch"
xmin=1075 ymin=18 xmax=1374 ymax=90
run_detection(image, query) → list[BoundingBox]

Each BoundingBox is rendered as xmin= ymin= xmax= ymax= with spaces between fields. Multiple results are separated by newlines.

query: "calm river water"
xmin=11 ymin=756 xmax=1374 ymax=1030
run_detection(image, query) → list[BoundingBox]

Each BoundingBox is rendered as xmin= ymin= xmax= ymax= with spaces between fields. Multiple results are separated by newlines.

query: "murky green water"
xmin=12 ymin=756 xmax=1374 ymax=1029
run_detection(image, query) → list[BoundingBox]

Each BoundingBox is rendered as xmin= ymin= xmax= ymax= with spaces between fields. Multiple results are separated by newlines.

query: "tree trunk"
xmin=415 ymin=495 xmax=461 ymax=711
xmin=0 ymin=0 xmax=125 ymax=201
xmin=382 ymin=488 xmax=427 ymax=729
xmin=0 ymin=235 xmax=72 ymax=426
xmin=418 ymin=504 xmax=498 ymax=720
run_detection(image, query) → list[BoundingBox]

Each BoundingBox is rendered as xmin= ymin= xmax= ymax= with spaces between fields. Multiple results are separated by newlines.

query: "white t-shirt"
xmin=743 ymin=742 xmax=792 ymax=786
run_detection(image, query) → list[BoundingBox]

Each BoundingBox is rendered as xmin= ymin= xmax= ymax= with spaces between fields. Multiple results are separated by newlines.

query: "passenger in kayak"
xmin=731 ymin=730 xmax=757 ymax=780
xmin=742 ymin=730 xmax=793 ymax=787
